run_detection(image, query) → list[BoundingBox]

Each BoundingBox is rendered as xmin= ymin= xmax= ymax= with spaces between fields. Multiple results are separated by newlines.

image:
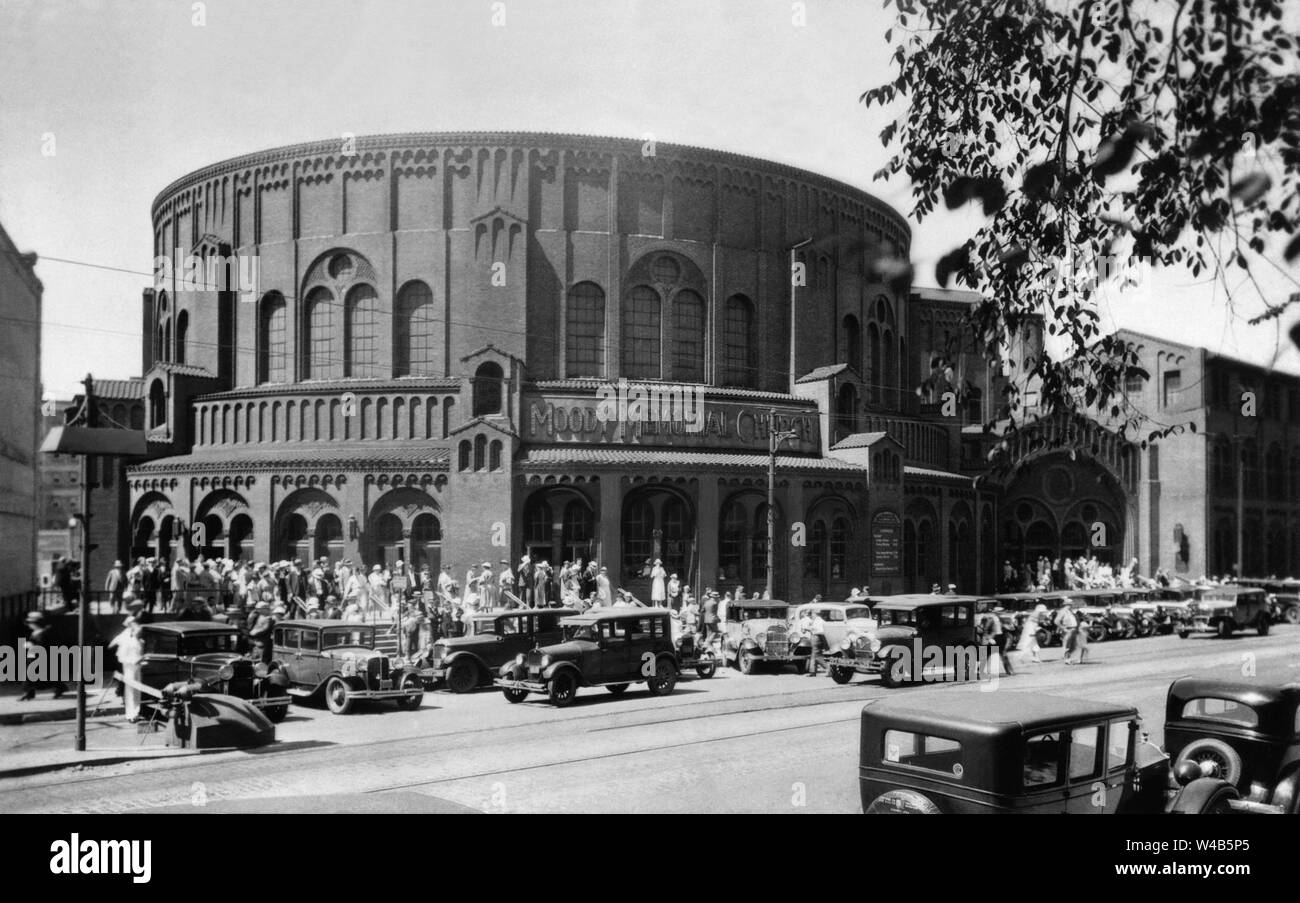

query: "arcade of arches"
xmin=998 ymin=455 xmax=1130 ymax=572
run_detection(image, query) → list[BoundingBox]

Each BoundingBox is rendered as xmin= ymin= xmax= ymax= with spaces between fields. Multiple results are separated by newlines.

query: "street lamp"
xmin=766 ymin=408 xmax=800 ymax=600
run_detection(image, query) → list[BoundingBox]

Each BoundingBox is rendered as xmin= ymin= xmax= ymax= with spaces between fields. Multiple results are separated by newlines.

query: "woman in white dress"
xmin=109 ymin=610 xmax=145 ymax=722
xmin=650 ymin=559 xmax=667 ymax=605
xmin=1017 ymin=603 xmax=1046 ymax=663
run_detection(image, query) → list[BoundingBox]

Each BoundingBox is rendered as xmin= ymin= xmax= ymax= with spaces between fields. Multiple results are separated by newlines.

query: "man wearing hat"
xmin=498 ymin=559 xmax=516 ymax=607
xmin=104 ymin=560 xmax=127 ymax=612
xmin=1059 ymin=600 xmax=1081 ymax=664
xmin=479 ymin=562 xmax=498 ymax=609
xmin=247 ymin=602 xmax=276 ymax=664
xmin=518 ymin=553 xmax=535 ymax=607
xmin=19 ymin=611 xmax=68 ymax=700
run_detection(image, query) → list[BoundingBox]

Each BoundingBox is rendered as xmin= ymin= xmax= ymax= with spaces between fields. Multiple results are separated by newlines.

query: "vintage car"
xmin=673 ymin=628 xmax=720 ymax=679
xmin=847 ymin=595 xmax=992 ymax=688
xmin=138 ymin=621 xmax=291 ymax=722
xmin=722 ymin=600 xmax=811 ymax=674
xmin=792 ymin=600 xmax=877 ymax=649
xmin=427 ymin=607 xmax=577 ymax=693
xmin=1163 ymin=678 xmax=1300 ymax=813
xmin=859 ymin=688 xmax=1263 ymax=814
xmin=268 ymin=620 xmax=424 ymax=714
xmin=494 ymin=607 xmax=680 ymax=706
xmin=1232 ymin=577 xmax=1300 ymax=624
xmin=992 ymin=592 xmax=1068 ymax=646
xmin=1177 ymin=586 xmax=1272 ymax=638
xmin=1062 ymin=589 xmax=1130 ymax=642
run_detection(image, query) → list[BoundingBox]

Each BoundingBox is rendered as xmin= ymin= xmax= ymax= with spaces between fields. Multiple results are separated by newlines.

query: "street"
xmin=2 ymin=627 xmax=1296 ymax=814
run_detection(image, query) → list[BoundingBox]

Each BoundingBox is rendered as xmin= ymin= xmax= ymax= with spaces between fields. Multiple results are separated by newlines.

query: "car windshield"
xmin=740 ymin=607 xmax=786 ymax=621
xmin=845 ymin=606 xmax=873 ymax=621
xmin=179 ymin=633 xmax=238 ymax=654
xmin=564 ymin=623 xmax=601 ymax=642
xmin=322 ymin=628 xmax=373 ymax=649
xmin=878 ymin=608 xmax=916 ymax=626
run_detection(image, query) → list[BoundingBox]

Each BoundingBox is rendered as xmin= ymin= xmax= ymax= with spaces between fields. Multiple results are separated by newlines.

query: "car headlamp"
xmin=540 ymin=654 xmax=551 ymax=668
xmin=217 ymin=664 xmax=235 ymax=681
xmin=515 ymin=653 xmax=525 ymax=665
xmin=253 ymin=663 xmax=269 ymax=678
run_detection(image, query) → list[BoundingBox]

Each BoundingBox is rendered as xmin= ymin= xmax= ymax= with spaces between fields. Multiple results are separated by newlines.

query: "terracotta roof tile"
xmin=520 ymin=446 xmax=865 ymax=473
xmin=130 ymin=444 xmax=450 ymax=473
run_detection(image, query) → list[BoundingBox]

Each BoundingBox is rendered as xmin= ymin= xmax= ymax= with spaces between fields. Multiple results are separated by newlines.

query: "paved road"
xmin=1 ymin=628 xmax=1296 ymax=813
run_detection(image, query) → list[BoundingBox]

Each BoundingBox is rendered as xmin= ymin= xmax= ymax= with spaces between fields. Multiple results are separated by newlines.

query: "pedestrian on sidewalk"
xmin=19 ymin=612 xmax=68 ymax=701
xmin=1017 ymin=604 xmax=1045 ymax=664
xmin=109 ymin=605 xmax=145 ymax=721
xmin=104 ymin=560 xmax=126 ymax=612
xmin=1059 ymin=601 xmax=1081 ymax=664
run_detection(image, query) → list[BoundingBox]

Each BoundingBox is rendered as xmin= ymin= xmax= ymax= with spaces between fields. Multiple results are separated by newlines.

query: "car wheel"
xmin=1256 ymin=615 xmax=1271 ymax=637
xmin=865 ymin=789 xmax=941 ymax=814
xmin=1216 ymin=619 xmax=1235 ymax=639
xmin=1169 ymin=778 xmax=1241 ymax=814
xmin=1117 ymin=618 xmax=1136 ymax=640
xmin=259 ymin=685 xmax=288 ymax=723
xmin=1088 ymin=622 xmax=1108 ymax=643
xmin=696 ymin=661 xmax=717 ymax=679
xmin=324 ymin=676 xmax=353 ymax=715
xmin=394 ymin=673 xmax=424 ymax=710
xmin=830 ymin=666 xmax=854 ymax=685
xmin=879 ymin=648 xmax=908 ymax=688
xmin=606 ymin=683 xmax=630 ymax=695
xmin=1035 ymin=628 xmax=1052 ymax=648
xmin=502 ymin=687 xmax=528 ymax=704
xmin=738 ymin=649 xmax=758 ymax=675
xmin=1286 ymin=606 xmax=1300 ymax=625
xmin=1177 ymin=738 xmax=1244 ymax=786
xmin=547 ymin=670 xmax=578 ymax=707
xmin=446 ymin=660 xmax=478 ymax=694
xmin=1178 ymin=629 xmax=1190 ymax=639
xmin=646 ymin=658 xmax=678 ymax=696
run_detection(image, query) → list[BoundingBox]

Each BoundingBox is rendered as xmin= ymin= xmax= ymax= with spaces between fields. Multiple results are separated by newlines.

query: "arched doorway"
xmin=717 ymin=490 xmax=786 ymax=598
xmin=621 ymin=485 xmax=695 ymax=596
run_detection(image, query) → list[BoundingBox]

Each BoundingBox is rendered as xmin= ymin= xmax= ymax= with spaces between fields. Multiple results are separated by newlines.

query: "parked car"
xmin=1177 ymin=586 xmax=1272 ymax=638
xmin=792 ymin=600 xmax=876 ymax=648
xmin=427 ymin=607 xmax=577 ymax=692
xmin=1064 ymin=589 xmax=1129 ymax=642
xmin=494 ymin=607 xmax=679 ymax=706
xmin=268 ymin=620 xmax=424 ymax=714
xmin=858 ymin=685 xmax=1276 ymax=814
xmin=673 ymin=629 xmax=720 ymax=679
xmin=138 ymin=621 xmax=291 ymax=722
xmin=993 ymin=592 xmax=1067 ymax=645
xmin=1163 ymin=678 xmax=1300 ymax=813
xmin=856 ymin=594 xmax=991 ymax=688
xmin=722 ymin=600 xmax=810 ymax=674
xmin=1232 ymin=577 xmax=1300 ymax=624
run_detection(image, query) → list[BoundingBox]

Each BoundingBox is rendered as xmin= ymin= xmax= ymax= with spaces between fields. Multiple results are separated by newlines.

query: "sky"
xmin=1 ymin=0 xmax=1297 ymax=399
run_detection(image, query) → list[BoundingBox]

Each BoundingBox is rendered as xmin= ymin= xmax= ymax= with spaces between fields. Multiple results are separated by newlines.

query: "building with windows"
xmin=0 ymin=220 xmax=42 ymax=596
xmin=125 ymin=132 xmax=1007 ymax=600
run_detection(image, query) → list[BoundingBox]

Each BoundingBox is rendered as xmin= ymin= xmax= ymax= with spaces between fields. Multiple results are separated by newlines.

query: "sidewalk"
xmin=0 ymin=682 xmax=123 ymax=726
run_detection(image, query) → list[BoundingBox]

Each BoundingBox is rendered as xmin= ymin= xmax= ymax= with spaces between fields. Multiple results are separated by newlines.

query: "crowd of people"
xmin=1000 ymin=554 xmax=1218 ymax=594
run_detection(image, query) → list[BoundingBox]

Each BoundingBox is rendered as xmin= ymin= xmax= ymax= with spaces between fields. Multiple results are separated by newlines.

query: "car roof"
xmin=798 ymin=600 xmax=872 ymax=609
xmin=1196 ymin=585 xmax=1266 ymax=596
xmin=141 ymin=621 xmax=238 ymax=635
xmin=471 ymin=607 xmax=578 ymax=621
xmin=870 ymin=594 xmax=992 ymax=609
xmin=276 ymin=619 xmax=373 ymax=630
xmin=864 ymin=691 xmax=1137 ymax=735
xmin=1168 ymin=678 xmax=1300 ymax=709
xmin=731 ymin=600 xmax=790 ymax=609
xmin=559 ymin=606 xmax=673 ymax=624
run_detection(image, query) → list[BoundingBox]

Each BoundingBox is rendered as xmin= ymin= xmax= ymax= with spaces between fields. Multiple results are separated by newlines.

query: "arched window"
xmin=473 ymin=361 xmax=504 ymax=417
xmin=474 ymin=434 xmax=487 ymax=471
xmin=836 ymin=383 xmax=858 ymax=438
xmin=526 ymin=498 xmax=553 ymax=545
xmin=843 ymin=314 xmax=862 ymax=374
xmin=396 ymin=280 xmax=436 ymax=377
xmin=566 ymin=282 xmax=606 ymax=378
xmin=622 ymin=498 xmax=655 ymax=578
xmin=621 ymin=286 xmax=661 ymax=379
xmin=1242 ymin=439 xmax=1261 ymax=498
xmin=258 ymin=292 xmax=288 ymax=384
xmin=175 ymin=311 xmax=189 ymax=365
xmin=868 ymin=323 xmax=881 ymax=403
xmin=719 ymin=501 xmax=748 ymax=580
xmin=563 ymin=501 xmax=593 ymax=548
xmin=830 ymin=517 xmax=851 ymax=580
xmin=163 ymin=319 xmax=172 ymax=363
xmin=304 ymin=287 xmax=336 ymax=380
xmin=672 ymin=289 xmax=705 ymax=382
xmin=489 ymin=439 xmax=503 ymax=471
xmin=458 ymin=440 xmax=471 ymax=472
xmin=149 ymin=379 xmax=167 ymax=427
xmin=804 ymin=520 xmax=827 ymax=584
xmin=344 ymin=284 xmax=380 ymax=378
xmin=721 ymin=295 xmax=757 ymax=388
xmin=884 ymin=329 xmax=897 ymax=408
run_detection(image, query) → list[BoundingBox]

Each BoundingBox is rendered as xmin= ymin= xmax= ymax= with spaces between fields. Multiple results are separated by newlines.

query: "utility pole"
xmin=75 ymin=374 xmax=97 ymax=751
xmin=766 ymin=408 xmax=799 ymax=600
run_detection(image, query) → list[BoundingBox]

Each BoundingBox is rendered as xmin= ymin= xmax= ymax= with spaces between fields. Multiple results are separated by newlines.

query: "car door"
xmin=277 ymin=628 xmax=303 ymax=683
xmin=1020 ymin=730 xmax=1069 ymax=813
xmin=138 ymin=630 xmax=183 ymax=690
xmin=604 ymin=619 xmax=637 ymax=681
xmin=1063 ymin=723 xmax=1112 ymax=813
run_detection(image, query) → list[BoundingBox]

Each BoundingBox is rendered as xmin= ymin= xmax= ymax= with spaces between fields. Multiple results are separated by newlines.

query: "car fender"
xmin=1167 ymin=777 xmax=1240 ymax=814
xmin=442 ymin=650 xmax=487 ymax=675
xmin=262 ymin=670 xmax=290 ymax=690
xmin=313 ymin=672 xmax=367 ymax=695
xmin=541 ymin=661 xmax=583 ymax=684
xmin=738 ymin=638 xmax=760 ymax=651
